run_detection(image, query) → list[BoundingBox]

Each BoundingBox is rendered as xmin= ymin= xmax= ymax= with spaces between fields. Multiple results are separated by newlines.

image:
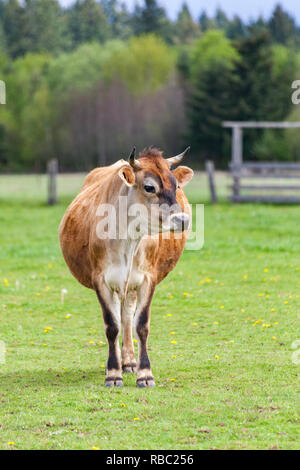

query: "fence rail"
xmin=223 ymin=121 xmax=300 ymax=203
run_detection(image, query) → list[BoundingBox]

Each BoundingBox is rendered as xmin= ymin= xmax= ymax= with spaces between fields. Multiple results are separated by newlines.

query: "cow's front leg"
xmin=95 ymin=282 xmax=123 ymax=387
xmin=121 ymin=290 xmax=137 ymax=373
xmin=134 ymin=278 xmax=155 ymax=388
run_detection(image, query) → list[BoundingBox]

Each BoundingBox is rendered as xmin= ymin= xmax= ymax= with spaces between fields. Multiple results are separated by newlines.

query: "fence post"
xmin=205 ymin=160 xmax=217 ymax=204
xmin=47 ymin=159 xmax=58 ymax=205
xmin=232 ymin=126 xmax=242 ymax=201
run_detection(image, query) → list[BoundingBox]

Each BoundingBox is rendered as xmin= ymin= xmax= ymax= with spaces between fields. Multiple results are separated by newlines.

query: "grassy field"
xmin=0 ymin=172 xmax=299 ymax=450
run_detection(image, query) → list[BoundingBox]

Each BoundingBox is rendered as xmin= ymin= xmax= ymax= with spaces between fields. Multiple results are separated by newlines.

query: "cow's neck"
xmin=106 ymin=185 xmax=145 ymax=297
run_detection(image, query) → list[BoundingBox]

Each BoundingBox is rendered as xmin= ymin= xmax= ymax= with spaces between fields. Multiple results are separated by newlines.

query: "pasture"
xmin=0 ymin=172 xmax=299 ymax=450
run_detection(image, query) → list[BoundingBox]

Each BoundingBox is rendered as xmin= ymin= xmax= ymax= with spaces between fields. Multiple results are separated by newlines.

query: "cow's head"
xmin=118 ymin=146 xmax=194 ymax=234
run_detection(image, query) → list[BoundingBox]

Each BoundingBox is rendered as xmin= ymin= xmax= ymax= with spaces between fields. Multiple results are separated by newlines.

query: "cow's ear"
xmin=118 ymin=165 xmax=136 ymax=187
xmin=172 ymin=166 xmax=194 ymax=188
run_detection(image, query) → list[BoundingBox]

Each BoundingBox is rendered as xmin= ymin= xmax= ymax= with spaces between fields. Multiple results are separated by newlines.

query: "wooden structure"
xmin=223 ymin=121 xmax=300 ymax=203
xmin=47 ymin=159 xmax=58 ymax=205
xmin=205 ymin=160 xmax=217 ymax=203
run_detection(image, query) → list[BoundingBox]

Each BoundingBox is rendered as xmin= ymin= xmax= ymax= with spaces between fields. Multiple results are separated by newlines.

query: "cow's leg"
xmin=134 ymin=278 xmax=155 ymax=388
xmin=121 ymin=290 xmax=137 ymax=373
xmin=95 ymin=283 xmax=123 ymax=387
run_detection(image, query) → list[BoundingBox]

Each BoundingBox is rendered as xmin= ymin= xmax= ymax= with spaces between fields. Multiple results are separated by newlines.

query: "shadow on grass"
xmin=0 ymin=367 xmax=140 ymax=390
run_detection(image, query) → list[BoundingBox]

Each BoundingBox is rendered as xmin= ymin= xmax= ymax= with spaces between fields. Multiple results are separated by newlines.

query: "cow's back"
xmin=59 ymin=160 xmax=127 ymax=289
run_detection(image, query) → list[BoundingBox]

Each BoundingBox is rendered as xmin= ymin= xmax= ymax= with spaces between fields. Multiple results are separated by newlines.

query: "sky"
xmin=121 ymin=0 xmax=299 ymax=22
xmin=60 ymin=0 xmax=300 ymax=23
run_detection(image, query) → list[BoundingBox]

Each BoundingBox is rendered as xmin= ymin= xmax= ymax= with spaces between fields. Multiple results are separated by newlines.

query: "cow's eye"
xmin=144 ymin=185 xmax=156 ymax=193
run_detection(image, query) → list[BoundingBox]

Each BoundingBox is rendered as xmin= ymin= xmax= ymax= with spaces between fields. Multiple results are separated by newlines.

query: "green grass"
xmin=0 ymin=173 xmax=299 ymax=450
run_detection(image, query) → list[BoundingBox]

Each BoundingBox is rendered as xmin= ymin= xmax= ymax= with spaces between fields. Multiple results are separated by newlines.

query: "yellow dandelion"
xmin=7 ymin=442 xmax=15 ymax=446
xmin=243 ymin=274 xmax=248 ymax=279
xmin=65 ymin=314 xmax=71 ymax=319
xmin=133 ymin=339 xmax=137 ymax=343
xmin=89 ymin=340 xmax=95 ymax=344
xmin=172 ymin=355 xmax=177 ymax=358
xmin=274 ymin=322 xmax=278 ymax=325
xmin=92 ymin=446 xmax=99 ymax=450
xmin=36 ymin=293 xmax=41 ymax=296
xmin=167 ymin=314 xmax=172 ymax=317
xmin=220 ymin=305 xmax=224 ymax=309
xmin=100 ymin=365 xmax=105 ymax=368
xmin=171 ymin=340 xmax=177 ymax=344
xmin=215 ymin=355 xmax=219 ymax=360
xmin=168 ymin=295 xmax=174 ymax=299
xmin=169 ymin=378 xmax=175 ymax=382
xmin=121 ymin=403 xmax=126 ymax=407
xmin=213 ymin=321 xmax=219 ymax=325
xmin=264 ymin=268 xmax=269 ymax=273
xmin=272 ymin=336 xmax=277 ymax=340
xmin=192 ymin=322 xmax=198 ymax=326
xmin=170 ymin=331 xmax=175 ymax=334
xmin=133 ymin=417 xmax=140 ymax=421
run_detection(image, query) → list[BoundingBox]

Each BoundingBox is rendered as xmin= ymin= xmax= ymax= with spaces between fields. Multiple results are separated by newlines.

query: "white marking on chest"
xmin=104 ymin=241 xmax=144 ymax=296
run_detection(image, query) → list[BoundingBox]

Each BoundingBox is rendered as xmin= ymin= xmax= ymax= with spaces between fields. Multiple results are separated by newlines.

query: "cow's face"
xmin=118 ymin=147 xmax=193 ymax=234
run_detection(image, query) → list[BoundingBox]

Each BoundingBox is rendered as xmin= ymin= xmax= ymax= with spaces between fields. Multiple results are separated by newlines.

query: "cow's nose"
xmin=170 ymin=213 xmax=190 ymax=232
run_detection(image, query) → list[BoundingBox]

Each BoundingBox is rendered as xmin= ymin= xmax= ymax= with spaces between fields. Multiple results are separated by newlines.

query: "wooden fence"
xmin=223 ymin=121 xmax=300 ymax=203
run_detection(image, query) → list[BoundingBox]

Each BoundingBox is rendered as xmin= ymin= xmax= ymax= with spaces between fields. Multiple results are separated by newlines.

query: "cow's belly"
xmin=104 ymin=264 xmax=144 ymax=295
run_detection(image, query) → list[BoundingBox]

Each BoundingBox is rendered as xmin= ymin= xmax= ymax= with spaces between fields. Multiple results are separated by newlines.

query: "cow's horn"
xmin=167 ymin=146 xmax=190 ymax=168
xmin=128 ymin=146 xmax=141 ymax=170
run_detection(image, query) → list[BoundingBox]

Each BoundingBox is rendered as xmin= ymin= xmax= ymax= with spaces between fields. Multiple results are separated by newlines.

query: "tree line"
xmin=0 ymin=0 xmax=300 ymax=171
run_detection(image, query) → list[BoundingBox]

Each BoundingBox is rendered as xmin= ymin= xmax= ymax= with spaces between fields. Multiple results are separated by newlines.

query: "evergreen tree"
xmin=24 ymin=0 xmax=69 ymax=54
xmin=248 ymin=16 xmax=268 ymax=36
xmin=233 ymin=32 xmax=293 ymax=157
xmin=175 ymin=2 xmax=200 ymax=44
xmin=215 ymin=7 xmax=228 ymax=30
xmin=187 ymin=62 xmax=236 ymax=165
xmin=187 ymin=31 xmax=239 ymax=165
xmin=100 ymin=0 xmax=133 ymax=39
xmin=69 ymin=0 xmax=110 ymax=48
xmin=226 ymin=15 xmax=247 ymax=39
xmin=3 ymin=0 xmax=28 ymax=57
xmin=198 ymin=10 xmax=216 ymax=32
xmin=269 ymin=4 xmax=296 ymax=44
xmin=131 ymin=0 xmax=173 ymax=43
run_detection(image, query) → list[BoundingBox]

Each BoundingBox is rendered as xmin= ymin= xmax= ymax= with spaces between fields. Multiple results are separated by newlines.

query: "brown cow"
xmin=59 ymin=147 xmax=193 ymax=387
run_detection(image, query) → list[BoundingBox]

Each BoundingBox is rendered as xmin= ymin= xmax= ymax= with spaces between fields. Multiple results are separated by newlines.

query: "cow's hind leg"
xmin=134 ymin=279 xmax=155 ymax=388
xmin=96 ymin=283 xmax=123 ymax=387
xmin=121 ymin=290 xmax=137 ymax=373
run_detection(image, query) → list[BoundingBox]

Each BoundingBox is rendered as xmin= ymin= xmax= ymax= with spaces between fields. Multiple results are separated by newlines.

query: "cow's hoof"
xmin=136 ymin=376 xmax=155 ymax=388
xmin=122 ymin=363 xmax=137 ymax=374
xmin=105 ymin=377 xmax=123 ymax=387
